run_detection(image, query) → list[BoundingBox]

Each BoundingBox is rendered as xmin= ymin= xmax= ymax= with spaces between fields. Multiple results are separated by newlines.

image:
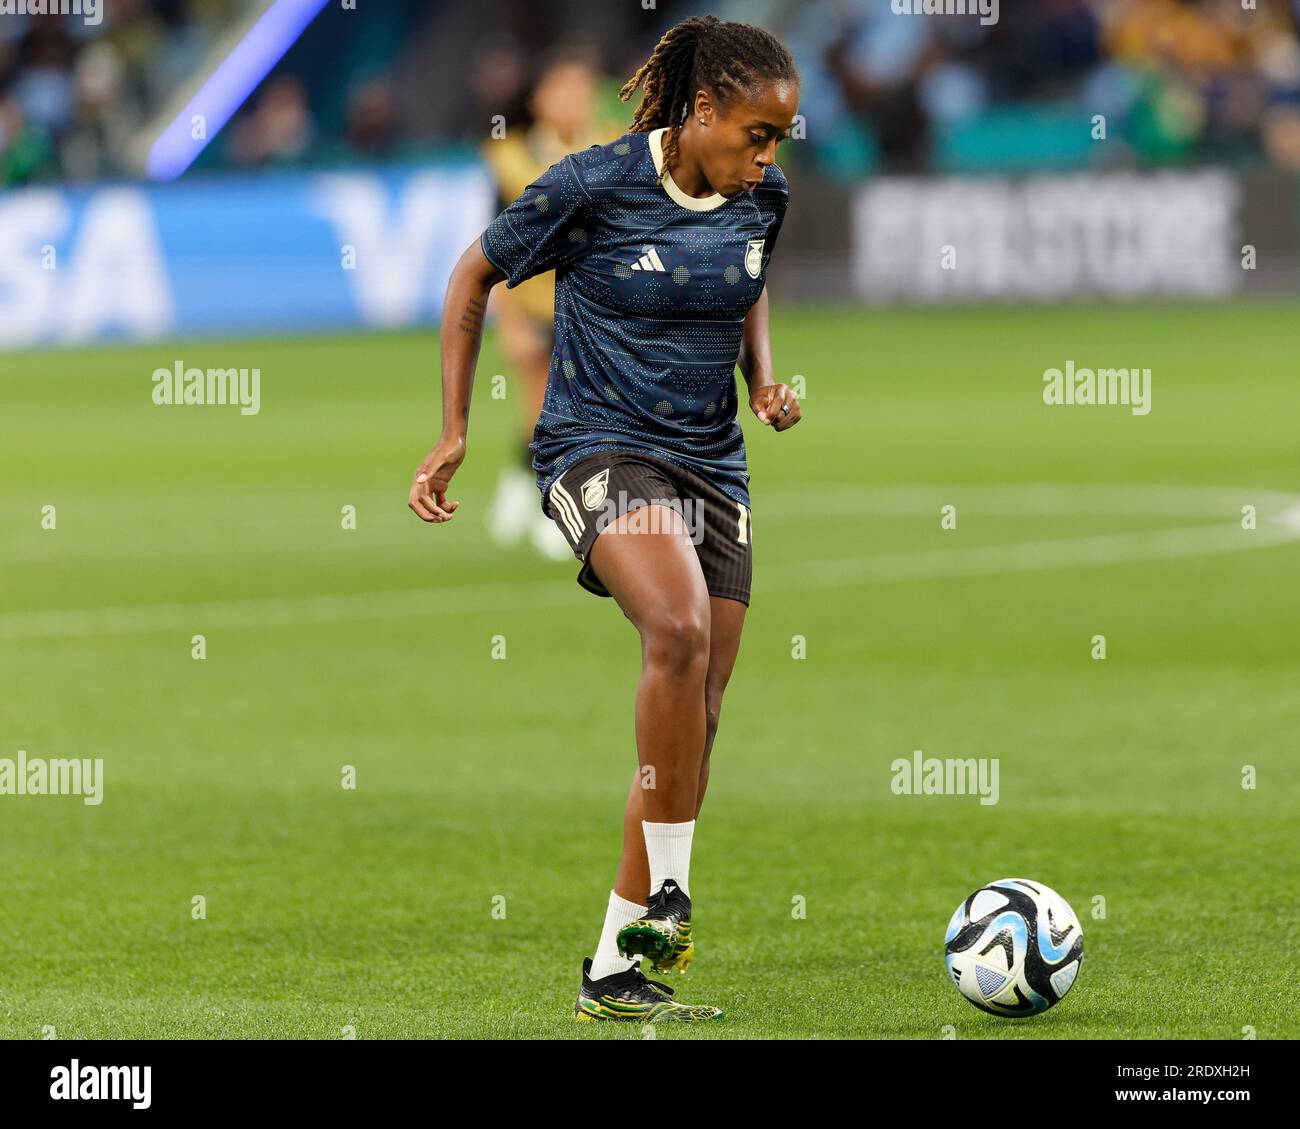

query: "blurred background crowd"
xmin=4 ymin=0 xmax=1300 ymax=187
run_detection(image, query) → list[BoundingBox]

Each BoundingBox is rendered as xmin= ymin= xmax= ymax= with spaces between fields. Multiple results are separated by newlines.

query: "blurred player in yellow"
xmin=483 ymin=50 xmax=612 ymax=558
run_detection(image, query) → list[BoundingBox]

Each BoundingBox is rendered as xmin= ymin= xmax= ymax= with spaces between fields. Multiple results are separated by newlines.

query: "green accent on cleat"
xmin=646 ymin=918 xmax=694 ymax=973
xmin=574 ymin=955 xmax=721 ymax=1022
xmin=616 ymin=919 xmax=676 ymax=961
xmin=573 ymin=993 xmax=722 ymax=1023
xmin=650 ymin=939 xmax=694 ymax=975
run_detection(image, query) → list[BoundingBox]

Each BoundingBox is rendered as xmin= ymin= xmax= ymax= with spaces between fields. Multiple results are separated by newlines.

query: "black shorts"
xmin=544 ymin=449 xmax=753 ymax=606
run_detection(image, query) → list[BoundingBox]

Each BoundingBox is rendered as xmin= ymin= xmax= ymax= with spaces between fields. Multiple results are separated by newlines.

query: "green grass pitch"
xmin=1 ymin=302 xmax=1297 ymax=1039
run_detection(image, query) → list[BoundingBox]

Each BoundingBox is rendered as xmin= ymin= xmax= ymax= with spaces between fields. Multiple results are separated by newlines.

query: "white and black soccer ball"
xmin=944 ymin=878 xmax=1084 ymax=1017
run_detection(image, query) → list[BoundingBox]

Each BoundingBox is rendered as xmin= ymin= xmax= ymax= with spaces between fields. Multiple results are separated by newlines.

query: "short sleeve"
xmin=480 ymin=155 xmax=590 ymax=288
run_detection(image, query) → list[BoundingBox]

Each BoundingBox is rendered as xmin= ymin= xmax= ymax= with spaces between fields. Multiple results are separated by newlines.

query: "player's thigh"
xmin=588 ymin=505 xmax=712 ymax=654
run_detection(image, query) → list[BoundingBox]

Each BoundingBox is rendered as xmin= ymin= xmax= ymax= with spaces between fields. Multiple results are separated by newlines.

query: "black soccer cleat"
xmin=573 ymin=958 xmax=721 ymax=1022
xmin=616 ymin=879 xmax=694 ymax=973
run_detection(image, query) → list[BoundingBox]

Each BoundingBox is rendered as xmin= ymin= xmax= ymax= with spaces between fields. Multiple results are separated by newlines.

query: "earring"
xmin=698 ymin=117 xmax=706 ymax=125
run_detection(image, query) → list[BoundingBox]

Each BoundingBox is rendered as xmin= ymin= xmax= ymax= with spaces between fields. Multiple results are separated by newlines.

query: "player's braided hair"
xmin=620 ymin=16 xmax=798 ymax=181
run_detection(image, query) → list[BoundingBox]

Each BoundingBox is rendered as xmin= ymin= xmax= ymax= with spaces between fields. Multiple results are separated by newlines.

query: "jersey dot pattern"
xmin=479 ymin=129 xmax=789 ymax=515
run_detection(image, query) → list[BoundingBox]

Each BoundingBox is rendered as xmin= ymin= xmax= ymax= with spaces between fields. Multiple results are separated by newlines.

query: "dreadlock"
xmin=620 ymin=16 xmax=798 ymax=181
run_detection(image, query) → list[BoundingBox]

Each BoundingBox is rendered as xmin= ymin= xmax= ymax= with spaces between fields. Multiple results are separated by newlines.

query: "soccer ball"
xmin=944 ymin=878 xmax=1084 ymax=1017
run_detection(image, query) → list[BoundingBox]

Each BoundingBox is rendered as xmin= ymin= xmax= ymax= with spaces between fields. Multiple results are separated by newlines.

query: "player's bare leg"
xmin=589 ymin=504 xmax=712 ymax=824
xmin=580 ymin=505 xmax=710 ymax=965
xmin=575 ymin=504 xmax=724 ymax=1019
xmin=608 ymin=595 xmax=745 ymax=974
xmin=695 ymin=596 xmax=746 ymax=815
xmin=590 ymin=509 xmax=712 ymax=811
xmin=614 ymin=595 xmax=747 ymax=899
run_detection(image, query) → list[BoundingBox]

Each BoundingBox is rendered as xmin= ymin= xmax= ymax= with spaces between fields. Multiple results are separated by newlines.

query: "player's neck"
xmin=671 ymin=129 xmax=716 ymax=200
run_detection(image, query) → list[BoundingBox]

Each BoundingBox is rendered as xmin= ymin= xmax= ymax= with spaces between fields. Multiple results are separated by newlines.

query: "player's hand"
xmin=408 ymin=435 xmax=465 ymax=523
xmin=750 ymin=384 xmax=801 ymax=431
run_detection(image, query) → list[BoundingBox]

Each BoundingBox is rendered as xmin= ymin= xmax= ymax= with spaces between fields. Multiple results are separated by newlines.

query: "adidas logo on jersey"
xmin=629 ymin=246 xmax=667 ymax=273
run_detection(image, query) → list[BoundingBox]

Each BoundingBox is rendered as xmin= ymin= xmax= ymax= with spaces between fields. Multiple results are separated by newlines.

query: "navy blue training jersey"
xmin=479 ymin=128 xmax=789 ymax=512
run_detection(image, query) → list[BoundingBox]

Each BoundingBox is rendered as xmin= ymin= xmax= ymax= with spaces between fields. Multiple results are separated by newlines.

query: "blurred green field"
xmin=1 ymin=302 xmax=1297 ymax=1039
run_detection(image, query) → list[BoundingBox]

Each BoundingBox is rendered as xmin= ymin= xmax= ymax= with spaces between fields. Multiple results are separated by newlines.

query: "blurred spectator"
xmin=469 ymin=34 xmax=531 ymax=135
xmin=0 ymin=90 xmax=56 ymax=185
xmin=226 ymin=75 xmax=314 ymax=169
xmin=823 ymin=1 xmax=946 ymax=174
xmin=61 ymin=42 xmax=135 ymax=181
xmin=0 ymin=1 xmax=243 ymax=185
xmin=340 ymin=78 xmax=398 ymax=162
xmin=312 ymin=77 xmax=408 ymax=167
xmin=13 ymin=17 xmax=78 ymax=138
xmin=5 ymin=0 xmax=1300 ymax=186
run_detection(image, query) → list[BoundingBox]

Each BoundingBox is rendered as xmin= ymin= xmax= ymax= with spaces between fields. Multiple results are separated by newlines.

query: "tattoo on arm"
xmin=458 ymin=296 xmax=487 ymax=336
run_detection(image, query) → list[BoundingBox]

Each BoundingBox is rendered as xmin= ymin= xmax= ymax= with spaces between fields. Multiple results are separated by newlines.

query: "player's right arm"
xmin=410 ymin=153 xmax=588 ymax=522
xmin=408 ymin=240 xmax=506 ymax=523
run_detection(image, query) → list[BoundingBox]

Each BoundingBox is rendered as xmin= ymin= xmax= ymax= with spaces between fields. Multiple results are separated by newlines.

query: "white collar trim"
xmin=649 ymin=127 xmax=728 ymax=212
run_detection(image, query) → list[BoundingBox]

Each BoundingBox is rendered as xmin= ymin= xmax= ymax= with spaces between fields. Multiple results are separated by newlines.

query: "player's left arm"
xmin=739 ymin=288 xmax=801 ymax=432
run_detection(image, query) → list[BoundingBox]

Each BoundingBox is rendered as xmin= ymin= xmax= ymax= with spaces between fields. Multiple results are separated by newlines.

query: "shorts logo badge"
xmin=745 ymin=238 xmax=765 ymax=279
xmin=581 ymin=468 xmax=610 ymax=510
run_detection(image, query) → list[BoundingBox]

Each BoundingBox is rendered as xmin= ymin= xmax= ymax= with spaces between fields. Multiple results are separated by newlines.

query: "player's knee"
xmin=641 ymin=609 xmax=710 ymax=676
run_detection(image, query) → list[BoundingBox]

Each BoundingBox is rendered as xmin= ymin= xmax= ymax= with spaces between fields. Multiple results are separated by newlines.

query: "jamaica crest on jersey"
xmin=580 ymin=468 xmax=611 ymax=510
xmin=745 ymin=238 xmax=765 ymax=279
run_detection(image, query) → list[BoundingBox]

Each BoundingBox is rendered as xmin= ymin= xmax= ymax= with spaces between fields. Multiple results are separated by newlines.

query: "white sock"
xmin=589 ymin=890 xmax=646 ymax=981
xmin=643 ymin=819 xmax=694 ymax=897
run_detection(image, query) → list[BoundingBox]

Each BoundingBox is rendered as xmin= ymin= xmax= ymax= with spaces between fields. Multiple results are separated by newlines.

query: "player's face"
xmin=703 ymin=81 xmax=799 ymax=198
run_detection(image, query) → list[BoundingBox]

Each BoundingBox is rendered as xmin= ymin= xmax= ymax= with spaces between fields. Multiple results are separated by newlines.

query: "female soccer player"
xmin=409 ymin=15 xmax=802 ymax=1022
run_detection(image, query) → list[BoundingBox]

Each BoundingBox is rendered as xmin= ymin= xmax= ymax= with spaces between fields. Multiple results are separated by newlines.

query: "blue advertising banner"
xmin=0 ymin=161 xmax=495 ymax=350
